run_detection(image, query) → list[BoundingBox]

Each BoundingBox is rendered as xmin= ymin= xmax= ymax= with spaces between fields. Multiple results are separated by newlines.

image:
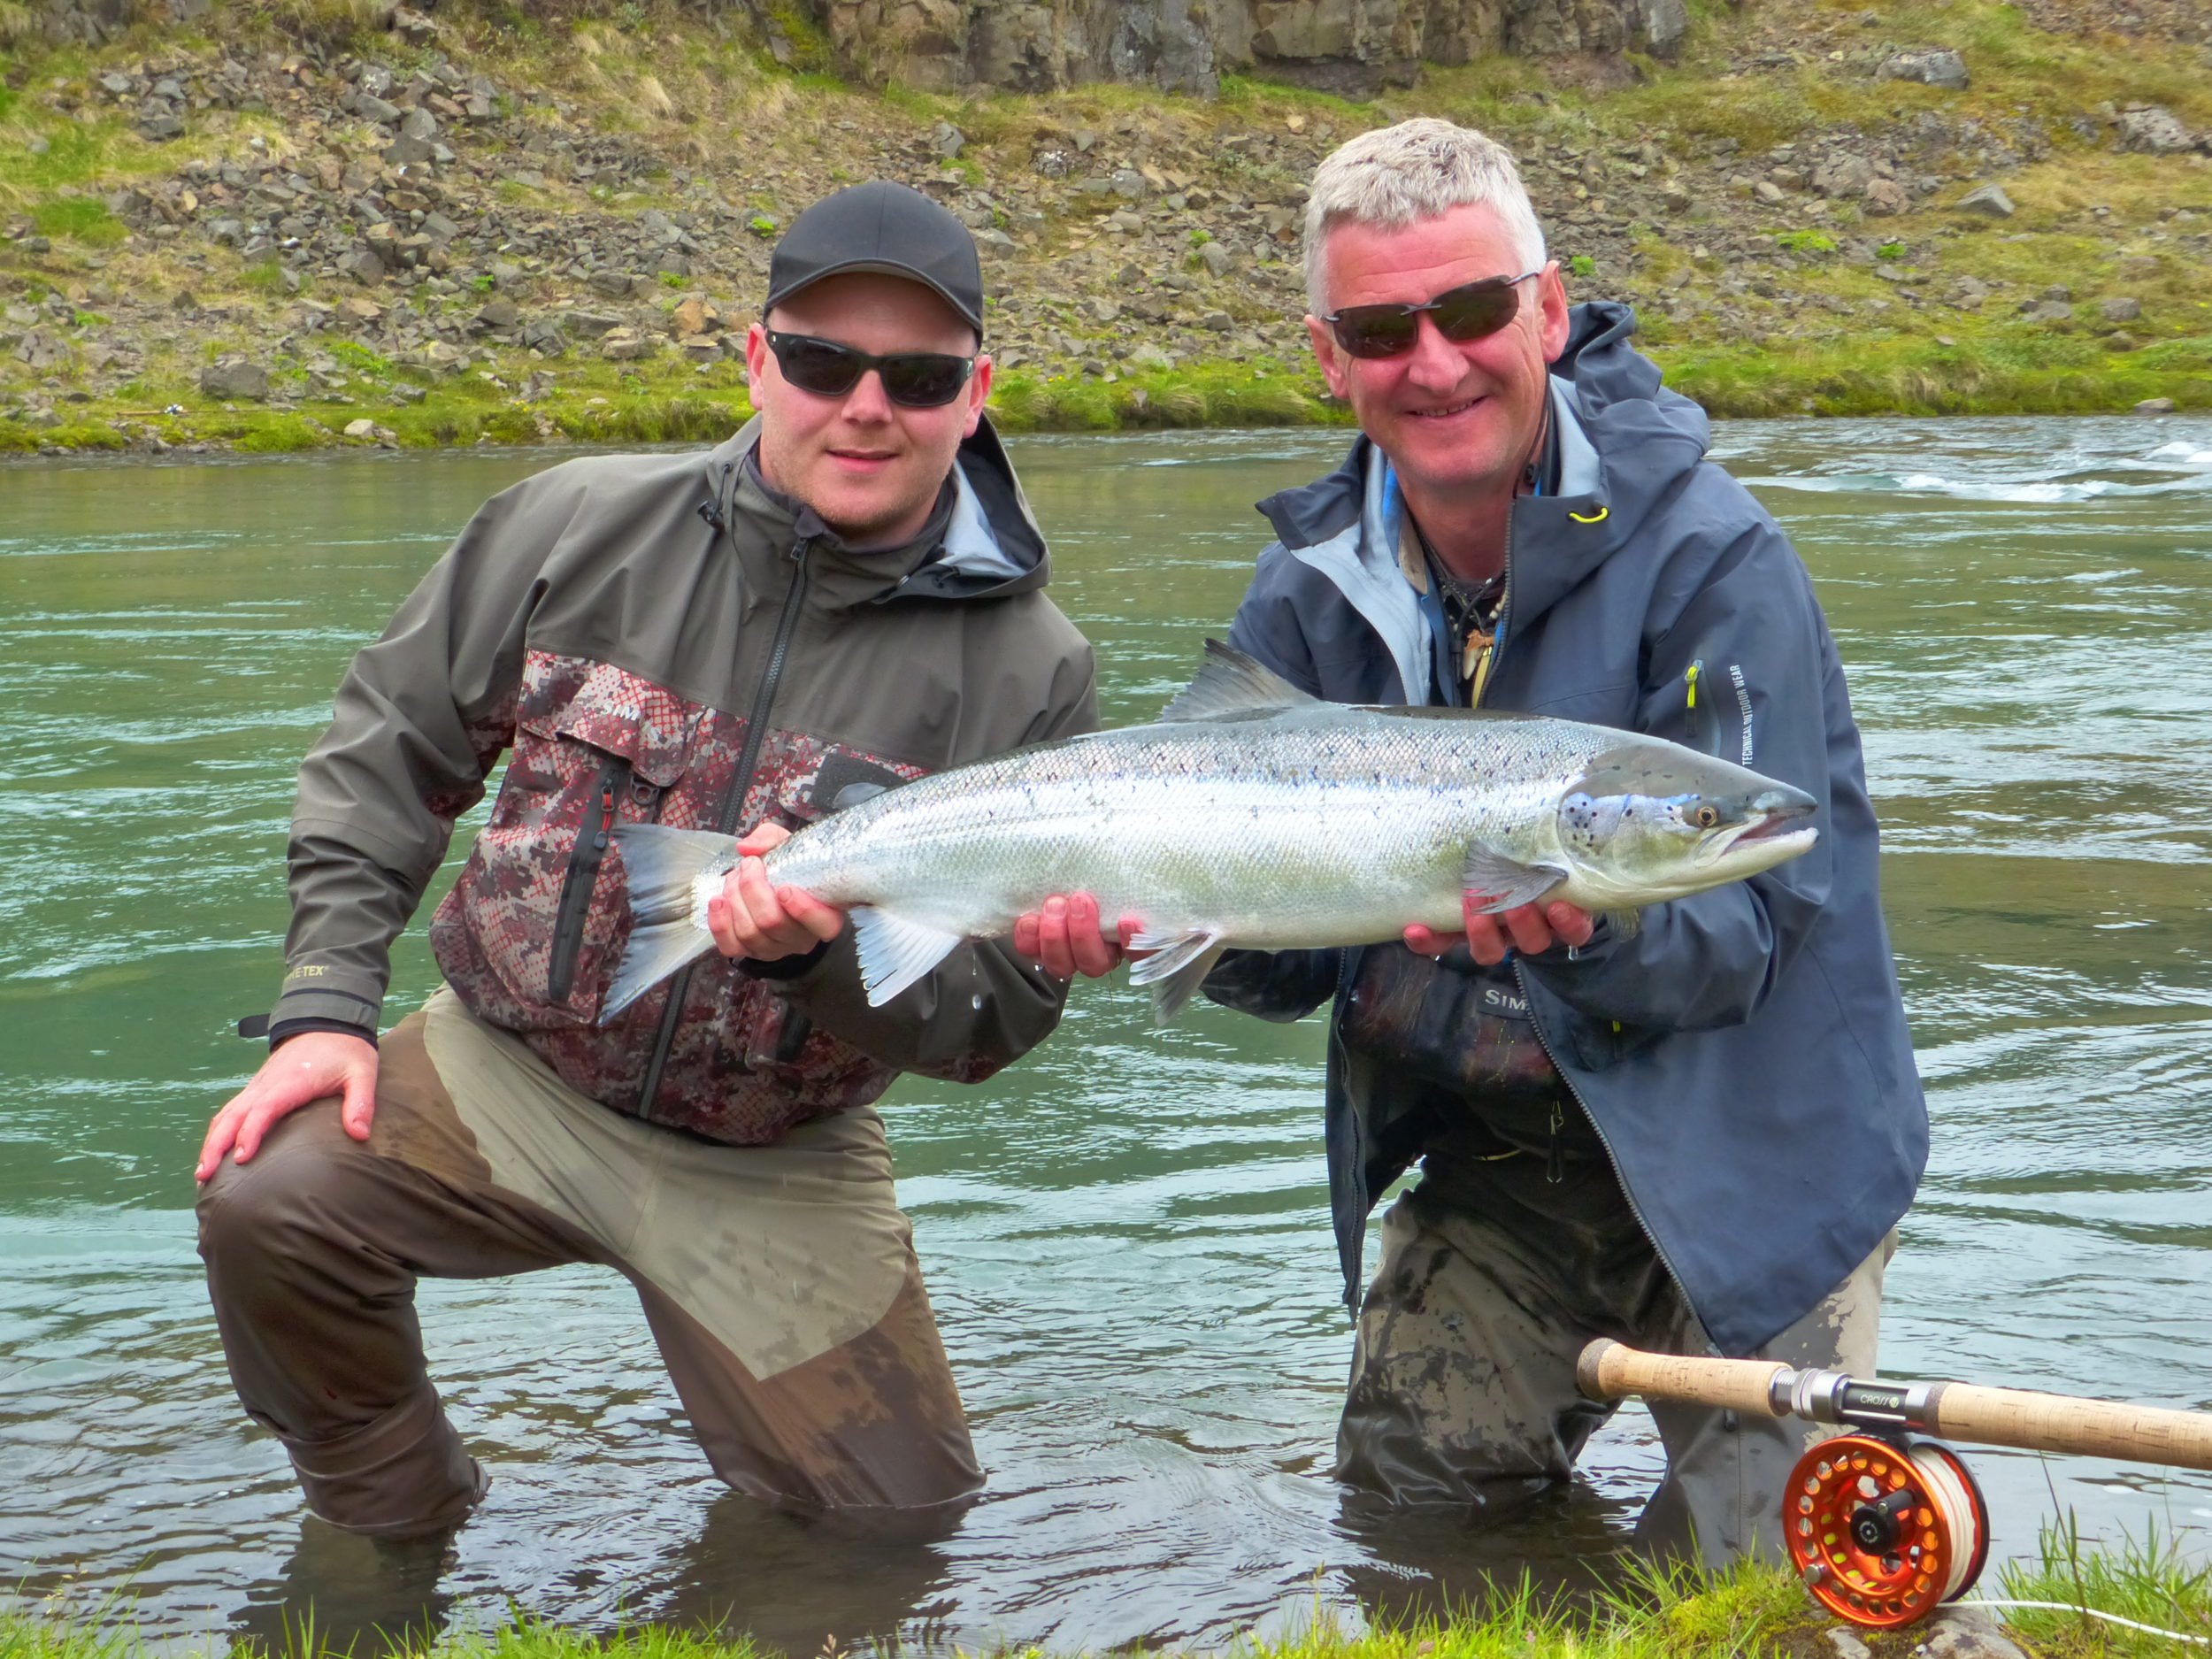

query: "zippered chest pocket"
xmin=443 ymin=657 xmax=703 ymax=1024
xmin=548 ymin=753 xmax=634 ymax=1005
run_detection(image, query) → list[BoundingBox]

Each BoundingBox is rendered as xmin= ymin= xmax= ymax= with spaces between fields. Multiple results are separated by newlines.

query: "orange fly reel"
xmin=1784 ymin=1432 xmax=1992 ymax=1629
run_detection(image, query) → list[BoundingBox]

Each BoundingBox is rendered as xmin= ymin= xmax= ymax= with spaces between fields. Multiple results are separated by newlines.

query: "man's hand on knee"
xmin=196 ymin=1032 xmax=380 ymax=1182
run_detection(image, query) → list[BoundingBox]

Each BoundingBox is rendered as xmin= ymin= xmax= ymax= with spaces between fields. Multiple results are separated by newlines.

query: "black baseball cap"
xmin=764 ymin=180 xmax=984 ymax=336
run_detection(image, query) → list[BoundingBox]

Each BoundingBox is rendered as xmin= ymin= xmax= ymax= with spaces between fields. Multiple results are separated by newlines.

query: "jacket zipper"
xmin=547 ymin=753 xmax=629 ymax=1005
xmin=633 ymin=532 xmax=814 ymax=1119
xmin=1479 ymin=501 xmax=1686 ymax=1290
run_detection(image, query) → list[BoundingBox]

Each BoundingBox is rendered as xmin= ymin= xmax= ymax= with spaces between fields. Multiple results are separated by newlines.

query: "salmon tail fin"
xmin=611 ymin=822 xmax=733 ymax=922
xmin=602 ymin=920 xmax=714 ymax=1022
xmin=599 ymin=823 xmax=731 ymax=1022
xmin=1157 ymin=639 xmax=1325 ymax=724
xmin=851 ymin=907 xmax=964 ymax=1006
xmin=1125 ymin=926 xmax=1228 ymax=1025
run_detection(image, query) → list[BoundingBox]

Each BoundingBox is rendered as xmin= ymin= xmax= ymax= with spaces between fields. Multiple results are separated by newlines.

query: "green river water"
xmin=1 ymin=419 xmax=2208 ymax=1650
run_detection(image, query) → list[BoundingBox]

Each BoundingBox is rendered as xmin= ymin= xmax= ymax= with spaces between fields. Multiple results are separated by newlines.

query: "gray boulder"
xmin=15 ymin=329 xmax=73 ymax=372
xmin=599 ymin=326 xmax=657 ymax=361
xmin=1813 ymin=154 xmax=1877 ymax=198
xmin=2134 ymin=396 xmax=2177 ymax=415
xmin=2100 ymin=296 xmax=2143 ymax=322
xmin=1878 ymin=49 xmax=1968 ymax=88
xmin=1918 ymin=1605 xmax=2027 ymax=1659
xmin=2115 ymin=106 xmax=2193 ymax=154
xmin=201 ymin=358 xmax=271 ymax=400
xmin=1863 ymin=177 xmax=1909 ymax=216
xmin=1955 ymin=183 xmax=2016 ymax=218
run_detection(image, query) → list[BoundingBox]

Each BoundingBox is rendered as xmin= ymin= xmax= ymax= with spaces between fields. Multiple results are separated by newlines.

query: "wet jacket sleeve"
xmin=1519 ymin=518 xmax=1841 ymax=1032
xmin=272 ymin=484 xmax=552 ymax=1038
xmin=770 ymin=643 xmax=1102 ymax=1079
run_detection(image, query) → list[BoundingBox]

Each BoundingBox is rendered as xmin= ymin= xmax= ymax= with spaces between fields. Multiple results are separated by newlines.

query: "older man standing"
xmin=1201 ymin=120 xmax=1927 ymax=1561
xmin=196 ymin=180 xmax=1095 ymax=1535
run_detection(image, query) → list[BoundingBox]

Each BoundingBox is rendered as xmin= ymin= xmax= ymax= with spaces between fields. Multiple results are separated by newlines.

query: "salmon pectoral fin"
xmin=1125 ymin=927 xmax=1228 ymax=1026
xmin=1460 ymin=847 xmax=1571 ymax=915
xmin=851 ymin=908 xmax=966 ymax=1007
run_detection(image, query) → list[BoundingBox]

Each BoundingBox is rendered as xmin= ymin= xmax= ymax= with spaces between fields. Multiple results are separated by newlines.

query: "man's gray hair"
xmin=1302 ymin=118 xmax=1548 ymax=317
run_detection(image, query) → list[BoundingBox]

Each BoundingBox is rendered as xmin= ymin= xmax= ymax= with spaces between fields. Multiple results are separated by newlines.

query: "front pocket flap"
xmin=518 ymin=658 xmax=700 ymax=787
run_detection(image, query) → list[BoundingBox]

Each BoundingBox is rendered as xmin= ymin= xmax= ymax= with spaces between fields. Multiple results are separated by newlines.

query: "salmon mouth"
xmin=1698 ymin=795 xmax=1817 ymax=866
xmin=1734 ymin=803 xmax=1815 ymax=844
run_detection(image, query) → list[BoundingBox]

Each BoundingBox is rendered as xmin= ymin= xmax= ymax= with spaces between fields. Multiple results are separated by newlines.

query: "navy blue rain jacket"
xmin=1202 ymin=302 xmax=1927 ymax=1356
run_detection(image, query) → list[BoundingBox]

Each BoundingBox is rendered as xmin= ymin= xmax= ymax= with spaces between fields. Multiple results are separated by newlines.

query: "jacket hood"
xmin=710 ymin=413 xmax=1053 ymax=612
xmin=1251 ymin=303 xmax=1714 ymax=701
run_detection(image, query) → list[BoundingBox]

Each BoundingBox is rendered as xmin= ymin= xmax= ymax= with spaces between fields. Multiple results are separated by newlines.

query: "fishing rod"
xmin=1577 ymin=1339 xmax=2212 ymax=1632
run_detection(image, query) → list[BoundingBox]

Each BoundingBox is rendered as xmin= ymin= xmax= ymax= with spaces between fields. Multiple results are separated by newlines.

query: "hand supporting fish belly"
xmin=703 ymin=823 xmax=1146 ymax=983
xmin=601 ymin=642 xmax=1819 ymax=1027
xmin=1407 ymin=899 xmax=1597 ymax=967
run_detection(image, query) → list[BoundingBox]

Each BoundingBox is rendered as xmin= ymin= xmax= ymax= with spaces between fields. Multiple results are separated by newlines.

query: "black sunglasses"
xmin=763 ymin=329 xmax=976 ymax=409
xmin=1320 ymin=270 xmax=1545 ymax=360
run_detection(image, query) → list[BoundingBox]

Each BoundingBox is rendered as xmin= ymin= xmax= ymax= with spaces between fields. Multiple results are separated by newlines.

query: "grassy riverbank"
xmin=5 ymin=1532 xmax=2208 ymax=1659
xmin=5 ymin=0 xmax=2212 ymax=451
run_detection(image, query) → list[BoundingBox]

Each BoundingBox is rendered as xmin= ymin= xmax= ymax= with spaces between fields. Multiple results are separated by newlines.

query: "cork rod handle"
xmin=1576 ymin=1339 xmax=1788 ymax=1418
xmin=1929 ymin=1382 xmax=2212 ymax=1471
xmin=1575 ymin=1340 xmax=2212 ymax=1471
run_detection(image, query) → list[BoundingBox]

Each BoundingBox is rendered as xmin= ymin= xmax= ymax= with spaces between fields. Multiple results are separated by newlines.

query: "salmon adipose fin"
xmin=602 ymin=822 xmax=732 ymax=1021
xmin=851 ymin=907 xmax=965 ymax=1006
xmin=1125 ymin=926 xmax=1228 ymax=1025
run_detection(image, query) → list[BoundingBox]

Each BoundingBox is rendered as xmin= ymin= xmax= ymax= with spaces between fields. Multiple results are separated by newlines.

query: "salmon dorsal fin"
xmin=1158 ymin=639 xmax=1325 ymax=724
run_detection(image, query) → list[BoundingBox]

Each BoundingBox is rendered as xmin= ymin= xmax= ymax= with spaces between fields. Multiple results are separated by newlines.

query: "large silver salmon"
xmin=604 ymin=641 xmax=1817 ymax=1023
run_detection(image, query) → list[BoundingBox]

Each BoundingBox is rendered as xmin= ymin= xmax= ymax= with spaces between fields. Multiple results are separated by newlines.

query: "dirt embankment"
xmin=1 ymin=0 xmax=2208 ymax=454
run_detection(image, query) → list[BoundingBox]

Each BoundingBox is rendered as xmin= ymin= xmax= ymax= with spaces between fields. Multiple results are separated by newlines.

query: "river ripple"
xmin=1 ymin=417 xmax=2207 ymax=1650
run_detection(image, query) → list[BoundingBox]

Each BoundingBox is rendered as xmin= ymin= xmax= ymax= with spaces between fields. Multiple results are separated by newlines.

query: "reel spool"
xmin=1784 ymin=1433 xmax=1992 ymax=1630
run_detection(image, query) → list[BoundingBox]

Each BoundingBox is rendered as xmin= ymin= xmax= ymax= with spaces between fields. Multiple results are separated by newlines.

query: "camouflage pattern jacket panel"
xmin=276 ymin=419 xmax=1099 ymax=1143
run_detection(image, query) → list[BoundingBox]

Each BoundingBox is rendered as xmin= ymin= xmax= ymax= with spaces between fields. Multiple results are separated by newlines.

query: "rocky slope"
xmin=1 ymin=0 xmax=2208 ymax=453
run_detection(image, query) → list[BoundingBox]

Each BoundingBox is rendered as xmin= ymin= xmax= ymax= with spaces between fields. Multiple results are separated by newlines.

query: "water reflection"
xmin=1 ymin=417 xmax=2208 ymax=1649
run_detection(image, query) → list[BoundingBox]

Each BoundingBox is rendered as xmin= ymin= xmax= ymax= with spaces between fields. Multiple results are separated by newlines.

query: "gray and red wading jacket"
xmin=267 ymin=416 xmax=1098 ymax=1143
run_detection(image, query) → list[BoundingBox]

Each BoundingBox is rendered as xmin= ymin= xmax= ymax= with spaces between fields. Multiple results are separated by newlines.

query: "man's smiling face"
xmin=747 ymin=271 xmax=989 ymax=546
xmin=1306 ymin=202 xmax=1569 ymax=512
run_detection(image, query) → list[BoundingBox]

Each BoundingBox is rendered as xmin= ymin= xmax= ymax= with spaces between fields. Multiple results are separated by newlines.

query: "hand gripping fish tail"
xmin=602 ymin=642 xmax=1820 ymax=1024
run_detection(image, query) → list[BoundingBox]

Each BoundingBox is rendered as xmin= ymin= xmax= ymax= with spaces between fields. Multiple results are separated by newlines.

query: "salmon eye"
xmin=1694 ymin=805 xmax=1720 ymax=829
